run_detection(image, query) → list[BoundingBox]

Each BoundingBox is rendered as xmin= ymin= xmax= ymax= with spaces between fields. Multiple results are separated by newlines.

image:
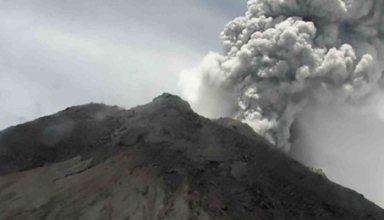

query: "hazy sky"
xmin=0 ymin=0 xmax=247 ymax=129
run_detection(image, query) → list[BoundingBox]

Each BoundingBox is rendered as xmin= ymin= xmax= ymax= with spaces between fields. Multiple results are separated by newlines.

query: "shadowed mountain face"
xmin=0 ymin=93 xmax=383 ymax=220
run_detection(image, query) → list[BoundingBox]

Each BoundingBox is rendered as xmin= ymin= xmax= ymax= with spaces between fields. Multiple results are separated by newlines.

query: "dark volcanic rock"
xmin=0 ymin=93 xmax=383 ymax=220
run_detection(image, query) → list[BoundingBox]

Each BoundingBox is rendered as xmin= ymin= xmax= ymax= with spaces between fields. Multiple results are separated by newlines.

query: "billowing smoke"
xmin=180 ymin=0 xmax=384 ymax=151
xmin=179 ymin=0 xmax=384 ymax=205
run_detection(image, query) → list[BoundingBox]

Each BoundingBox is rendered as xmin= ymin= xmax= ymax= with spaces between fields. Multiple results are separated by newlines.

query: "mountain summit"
xmin=0 ymin=93 xmax=383 ymax=220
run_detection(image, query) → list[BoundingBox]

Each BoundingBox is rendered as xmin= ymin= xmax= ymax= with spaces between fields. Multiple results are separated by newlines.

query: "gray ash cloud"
xmin=180 ymin=0 xmax=384 ymax=151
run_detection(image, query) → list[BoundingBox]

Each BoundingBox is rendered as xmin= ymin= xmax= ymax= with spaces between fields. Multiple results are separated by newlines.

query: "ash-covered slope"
xmin=0 ymin=94 xmax=383 ymax=220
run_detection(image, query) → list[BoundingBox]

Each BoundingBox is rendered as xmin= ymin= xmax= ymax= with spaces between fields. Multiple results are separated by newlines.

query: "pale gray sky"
xmin=0 ymin=0 xmax=247 ymax=129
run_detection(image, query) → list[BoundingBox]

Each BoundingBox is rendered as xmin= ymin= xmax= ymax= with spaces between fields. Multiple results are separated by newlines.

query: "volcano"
xmin=0 ymin=93 xmax=382 ymax=220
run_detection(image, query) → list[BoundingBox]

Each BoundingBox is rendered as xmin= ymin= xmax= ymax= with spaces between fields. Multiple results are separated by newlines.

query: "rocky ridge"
xmin=0 ymin=93 xmax=383 ymax=220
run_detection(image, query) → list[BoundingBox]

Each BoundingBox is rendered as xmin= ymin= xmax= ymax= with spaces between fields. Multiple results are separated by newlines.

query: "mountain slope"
xmin=0 ymin=93 xmax=383 ymax=220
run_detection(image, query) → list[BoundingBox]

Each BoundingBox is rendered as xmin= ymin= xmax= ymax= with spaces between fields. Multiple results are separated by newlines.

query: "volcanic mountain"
xmin=0 ymin=93 xmax=383 ymax=220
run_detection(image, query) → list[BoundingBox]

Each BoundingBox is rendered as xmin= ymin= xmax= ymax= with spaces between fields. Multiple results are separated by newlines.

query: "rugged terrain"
xmin=0 ymin=93 xmax=383 ymax=220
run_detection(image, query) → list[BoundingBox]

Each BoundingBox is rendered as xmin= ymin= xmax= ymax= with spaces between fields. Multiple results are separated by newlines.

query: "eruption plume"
xmin=179 ymin=0 xmax=384 ymax=206
xmin=179 ymin=0 xmax=384 ymax=152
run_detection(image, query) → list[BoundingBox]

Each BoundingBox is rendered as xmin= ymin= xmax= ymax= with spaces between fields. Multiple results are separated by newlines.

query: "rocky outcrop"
xmin=0 ymin=93 xmax=383 ymax=220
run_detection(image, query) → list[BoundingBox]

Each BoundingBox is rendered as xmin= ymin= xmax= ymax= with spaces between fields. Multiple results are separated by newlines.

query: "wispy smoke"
xmin=179 ymin=0 xmax=384 ymax=205
xmin=290 ymin=95 xmax=384 ymax=207
xmin=180 ymin=0 xmax=384 ymax=151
